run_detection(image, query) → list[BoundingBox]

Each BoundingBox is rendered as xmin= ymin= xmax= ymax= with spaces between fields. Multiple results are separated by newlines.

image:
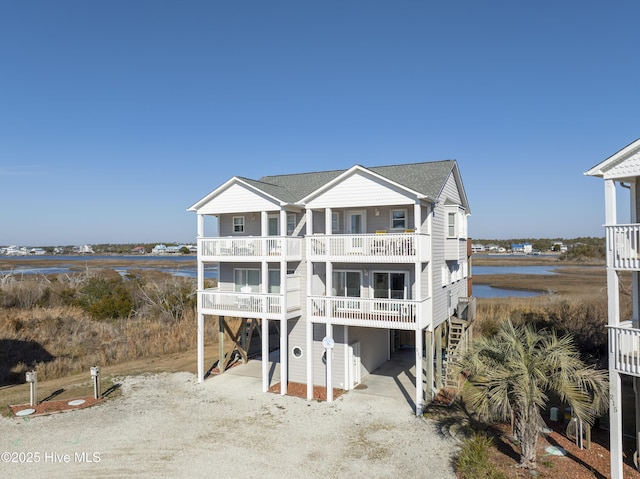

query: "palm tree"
xmin=455 ymin=320 xmax=608 ymax=470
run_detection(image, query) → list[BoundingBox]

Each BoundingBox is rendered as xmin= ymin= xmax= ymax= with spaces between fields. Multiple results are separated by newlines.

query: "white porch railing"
xmin=307 ymin=233 xmax=430 ymax=262
xmin=609 ymin=323 xmax=640 ymax=377
xmin=198 ymin=236 xmax=302 ymax=261
xmin=200 ymin=288 xmax=301 ymax=319
xmin=309 ymin=296 xmax=430 ymax=330
xmin=606 ymin=224 xmax=640 ymax=270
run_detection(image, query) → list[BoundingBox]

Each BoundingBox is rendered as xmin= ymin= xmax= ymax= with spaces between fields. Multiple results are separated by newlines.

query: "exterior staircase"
xmin=444 ymin=319 xmax=468 ymax=389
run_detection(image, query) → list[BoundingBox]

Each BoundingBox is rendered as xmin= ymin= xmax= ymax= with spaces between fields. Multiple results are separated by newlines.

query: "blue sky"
xmin=2 ymin=1 xmax=639 ymax=246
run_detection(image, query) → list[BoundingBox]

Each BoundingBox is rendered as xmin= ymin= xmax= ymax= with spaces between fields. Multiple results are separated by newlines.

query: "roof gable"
xmin=188 ymin=177 xmax=283 ymax=214
xmin=304 ymin=166 xmax=420 ymax=209
xmin=585 ymin=138 xmax=640 ymax=179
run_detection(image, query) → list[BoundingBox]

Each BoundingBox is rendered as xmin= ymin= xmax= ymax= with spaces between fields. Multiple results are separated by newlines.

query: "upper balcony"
xmin=307 ymin=232 xmax=430 ymax=263
xmin=198 ymin=236 xmax=303 ymax=262
xmin=609 ymin=322 xmax=640 ymax=377
xmin=309 ymin=296 xmax=431 ymax=330
xmin=606 ymin=224 xmax=640 ymax=270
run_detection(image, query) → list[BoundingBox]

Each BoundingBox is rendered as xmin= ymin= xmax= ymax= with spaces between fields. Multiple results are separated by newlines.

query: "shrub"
xmin=456 ymin=433 xmax=508 ymax=479
xmin=77 ymin=277 xmax=134 ymax=320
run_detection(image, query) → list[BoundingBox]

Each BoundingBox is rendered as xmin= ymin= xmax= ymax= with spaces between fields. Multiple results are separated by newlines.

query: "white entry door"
xmin=346 ymin=211 xmax=365 ymax=254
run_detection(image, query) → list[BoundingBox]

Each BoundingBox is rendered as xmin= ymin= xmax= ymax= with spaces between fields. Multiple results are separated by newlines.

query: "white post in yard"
xmin=26 ymin=370 xmax=37 ymax=407
xmin=91 ymin=366 xmax=100 ymax=399
xmin=415 ymin=328 xmax=423 ymax=416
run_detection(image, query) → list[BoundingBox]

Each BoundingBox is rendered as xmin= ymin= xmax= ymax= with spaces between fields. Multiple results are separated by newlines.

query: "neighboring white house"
xmin=585 ymin=138 xmax=640 ymax=479
xmin=75 ymin=244 xmax=95 ymax=254
xmin=188 ymin=160 xmax=474 ymax=415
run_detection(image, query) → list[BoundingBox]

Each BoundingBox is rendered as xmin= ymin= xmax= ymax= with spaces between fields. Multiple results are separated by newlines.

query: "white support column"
xmin=425 ymin=329 xmax=434 ymax=402
xmin=632 ymin=182 xmax=639 ymax=327
xmin=307 ymin=319 xmax=314 ymax=400
xmin=415 ymin=328 xmax=424 ymax=416
xmin=280 ymin=209 xmax=288 ymax=395
xmin=280 ymin=318 xmax=288 ymax=395
xmin=324 ymin=209 xmax=334 ymax=402
xmin=262 ymin=318 xmax=269 ymax=392
xmin=325 ymin=207 xmax=332 ymax=235
xmin=414 ymin=203 xmax=422 ymax=328
xmin=605 ymin=179 xmax=623 ymax=479
xmin=197 ymin=213 xmax=206 ymax=383
xmin=344 ymin=326 xmax=349 ymax=389
xmin=306 ymin=208 xmax=314 ymax=400
xmin=197 ymin=311 xmax=204 ymax=383
xmin=610 ymin=370 xmax=624 ymax=479
xmin=326 ymin=322 xmax=333 ymax=402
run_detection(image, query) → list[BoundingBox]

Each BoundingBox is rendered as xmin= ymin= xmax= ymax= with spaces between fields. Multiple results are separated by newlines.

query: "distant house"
xmin=552 ymin=242 xmax=567 ymax=253
xmin=471 ymin=244 xmax=485 ymax=253
xmin=151 ymin=244 xmax=167 ymax=255
xmin=5 ymin=245 xmax=21 ymax=256
xmin=74 ymin=244 xmax=95 ymax=254
xmin=29 ymin=248 xmax=46 ymax=255
xmin=511 ymin=243 xmax=532 ymax=254
xmin=132 ymin=246 xmax=146 ymax=255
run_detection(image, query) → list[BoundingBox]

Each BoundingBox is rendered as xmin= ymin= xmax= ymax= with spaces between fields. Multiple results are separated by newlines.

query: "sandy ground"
xmin=0 ymin=368 xmax=459 ymax=479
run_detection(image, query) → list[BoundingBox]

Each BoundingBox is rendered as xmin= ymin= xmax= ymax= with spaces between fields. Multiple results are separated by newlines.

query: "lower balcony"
xmin=309 ymin=296 xmax=430 ymax=330
xmin=199 ymin=290 xmax=301 ymax=320
xmin=609 ymin=322 xmax=640 ymax=377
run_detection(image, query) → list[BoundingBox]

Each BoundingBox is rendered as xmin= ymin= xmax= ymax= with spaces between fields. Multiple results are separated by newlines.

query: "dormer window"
xmin=391 ymin=209 xmax=407 ymax=230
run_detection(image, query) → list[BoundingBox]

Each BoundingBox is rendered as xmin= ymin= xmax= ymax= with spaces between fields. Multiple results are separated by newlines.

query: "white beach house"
xmin=585 ymin=138 xmax=640 ymax=478
xmin=189 ymin=160 xmax=474 ymax=414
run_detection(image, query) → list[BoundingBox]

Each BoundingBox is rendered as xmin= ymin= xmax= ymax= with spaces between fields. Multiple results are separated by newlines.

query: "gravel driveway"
xmin=0 ymin=367 xmax=459 ymax=478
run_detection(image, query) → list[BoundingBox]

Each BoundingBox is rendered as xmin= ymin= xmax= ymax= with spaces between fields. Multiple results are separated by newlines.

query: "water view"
xmin=0 ymin=255 xmax=217 ymax=279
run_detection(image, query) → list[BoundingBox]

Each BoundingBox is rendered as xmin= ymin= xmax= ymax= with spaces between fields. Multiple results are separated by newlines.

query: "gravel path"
xmin=0 ymin=371 xmax=459 ymax=478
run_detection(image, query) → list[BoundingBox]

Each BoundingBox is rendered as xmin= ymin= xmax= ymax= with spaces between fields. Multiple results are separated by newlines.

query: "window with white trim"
xmin=287 ymin=214 xmax=296 ymax=235
xmin=233 ymin=216 xmax=245 ymax=234
xmin=391 ymin=209 xmax=408 ymax=230
xmin=332 ymin=212 xmax=340 ymax=233
xmin=447 ymin=212 xmax=456 ymax=237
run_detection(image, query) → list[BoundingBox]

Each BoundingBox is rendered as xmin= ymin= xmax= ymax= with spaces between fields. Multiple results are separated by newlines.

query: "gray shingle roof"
xmin=250 ymin=160 xmax=456 ymax=203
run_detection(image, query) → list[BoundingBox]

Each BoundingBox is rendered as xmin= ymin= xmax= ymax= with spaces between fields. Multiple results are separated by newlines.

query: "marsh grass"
xmin=0 ymin=269 xmax=223 ymax=384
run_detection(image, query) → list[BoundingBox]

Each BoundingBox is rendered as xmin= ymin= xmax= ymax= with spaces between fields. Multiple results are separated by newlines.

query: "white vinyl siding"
xmin=305 ymin=171 xmax=415 ymax=209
